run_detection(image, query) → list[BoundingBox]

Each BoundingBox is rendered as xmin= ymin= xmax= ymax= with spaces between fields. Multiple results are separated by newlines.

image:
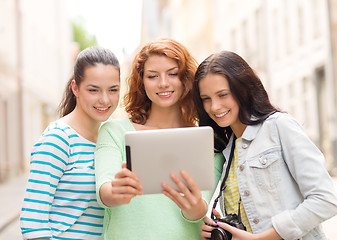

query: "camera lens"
xmin=211 ymin=228 xmax=230 ymax=240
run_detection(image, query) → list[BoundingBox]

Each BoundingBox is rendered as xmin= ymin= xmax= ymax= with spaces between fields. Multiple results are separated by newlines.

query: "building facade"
xmin=141 ymin=0 xmax=337 ymax=171
xmin=0 ymin=0 xmax=73 ymax=181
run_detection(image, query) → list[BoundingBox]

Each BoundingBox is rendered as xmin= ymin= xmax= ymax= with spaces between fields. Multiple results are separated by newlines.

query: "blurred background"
xmin=1 ymin=0 xmax=337 ymax=238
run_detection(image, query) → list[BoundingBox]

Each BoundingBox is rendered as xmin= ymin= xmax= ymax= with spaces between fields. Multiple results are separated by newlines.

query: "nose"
xmin=159 ymin=74 xmax=169 ymax=88
xmin=210 ymin=99 xmax=221 ymax=112
xmin=99 ymin=91 xmax=109 ymax=105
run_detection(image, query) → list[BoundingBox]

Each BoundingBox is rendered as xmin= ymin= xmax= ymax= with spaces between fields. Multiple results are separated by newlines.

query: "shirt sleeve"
xmin=95 ymin=121 xmax=125 ymax=208
xmin=20 ymin=128 xmax=69 ymax=239
xmin=271 ymin=114 xmax=337 ymax=239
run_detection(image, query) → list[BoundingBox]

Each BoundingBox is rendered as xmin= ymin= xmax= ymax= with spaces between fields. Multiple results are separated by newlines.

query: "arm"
xmin=200 ymin=209 xmax=282 ymax=240
xmin=271 ymin=114 xmax=337 ymax=239
xmin=95 ymin=122 xmax=142 ymax=208
xmin=99 ymin=162 xmax=142 ymax=207
xmin=214 ymin=115 xmax=337 ymax=240
xmin=216 ymin=222 xmax=281 ymax=240
xmin=21 ymin=128 xmax=68 ymax=240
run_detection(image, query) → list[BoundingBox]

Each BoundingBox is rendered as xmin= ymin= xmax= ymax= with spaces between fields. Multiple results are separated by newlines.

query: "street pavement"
xmin=0 ymin=173 xmax=27 ymax=239
xmin=0 ymin=173 xmax=337 ymax=239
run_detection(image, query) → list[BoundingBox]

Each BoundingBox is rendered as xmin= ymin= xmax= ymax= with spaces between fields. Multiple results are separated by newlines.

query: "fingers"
xmin=200 ymin=216 xmax=216 ymax=239
xmin=200 ymin=224 xmax=212 ymax=239
xmin=111 ymin=179 xmax=142 ymax=194
xmin=161 ymin=173 xmax=196 ymax=209
xmin=113 ymin=168 xmax=142 ymax=192
xmin=107 ymin=192 xmax=137 ymax=205
xmin=167 ymin=170 xmax=201 ymax=199
xmin=203 ymin=215 xmax=216 ymax=226
xmin=115 ymin=167 xmax=139 ymax=181
xmin=212 ymin=208 xmax=222 ymax=219
xmin=200 ymin=223 xmax=215 ymax=234
xmin=216 ymin=221 xmax=250 ymax=238
xmin=162 ymin=189 xmax=184 ymax=209
xmin=180 ymin=170 xmax=200 ymax=194
xmin=216 ymin=221 xmax=234 ymax=232
xmin=99 ymin=162 xmax=143 ymax=208
xmin=99 ymin=182 xmax=139 ymax=207
xmin=162 ymin=171 xmax=207 ymax=220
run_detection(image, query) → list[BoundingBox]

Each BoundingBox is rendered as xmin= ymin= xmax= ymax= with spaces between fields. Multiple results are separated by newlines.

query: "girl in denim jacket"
xmin=193 ymin=51 xmax=337 ymax=240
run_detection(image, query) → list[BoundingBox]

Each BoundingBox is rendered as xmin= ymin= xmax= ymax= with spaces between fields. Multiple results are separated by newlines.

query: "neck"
xmin=145 ymin=104 xmax=185 ymax=129
xmin=62 ymin=106 xmax=101 ymax=143
xmin=230 ymin=122 xmax=247 ymax=138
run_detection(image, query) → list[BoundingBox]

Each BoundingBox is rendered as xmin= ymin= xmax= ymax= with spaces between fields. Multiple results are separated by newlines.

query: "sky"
xmin=65 ymin=0 xmax=143 ymax=63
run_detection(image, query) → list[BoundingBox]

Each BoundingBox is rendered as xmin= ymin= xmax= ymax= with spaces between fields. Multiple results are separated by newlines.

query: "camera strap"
xmin=211 ymin=135 xmax=236 ymax=220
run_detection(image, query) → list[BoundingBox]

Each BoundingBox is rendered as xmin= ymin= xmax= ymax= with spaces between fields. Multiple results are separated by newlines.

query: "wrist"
xmin=254 ymin=227 xmax=282 ymax=240
xmin=182 ymin=199 xmax=207 ymax=221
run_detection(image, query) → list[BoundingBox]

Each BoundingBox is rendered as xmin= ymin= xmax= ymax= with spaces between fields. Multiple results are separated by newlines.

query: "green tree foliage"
xmin=72 ymin=17 xmax=98 ymax=51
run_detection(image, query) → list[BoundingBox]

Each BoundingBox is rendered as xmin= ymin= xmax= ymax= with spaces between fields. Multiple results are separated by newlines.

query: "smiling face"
xmin=199 ymin=73 xmax=246 ymax=136
xmin=72 ymin=63 xmax=120 ymax=123
xmin=143 ymin=54 xmax=183 ymax=110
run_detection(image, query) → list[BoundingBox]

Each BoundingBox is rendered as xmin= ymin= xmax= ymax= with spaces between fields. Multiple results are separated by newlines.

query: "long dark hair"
xmin=193 ymin=51 xmax=279 ymax=151
xmin=58 ymin=46 xmax=120 ymax=117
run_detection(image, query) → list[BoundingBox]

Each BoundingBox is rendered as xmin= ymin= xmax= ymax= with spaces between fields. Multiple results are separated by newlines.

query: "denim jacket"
xmin=219 ymin=112 xmax=337 ymax=239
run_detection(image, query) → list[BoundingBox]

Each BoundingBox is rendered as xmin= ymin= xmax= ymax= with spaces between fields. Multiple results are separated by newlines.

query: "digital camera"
xmin=211 ymin=214 xmax=246 ymax=240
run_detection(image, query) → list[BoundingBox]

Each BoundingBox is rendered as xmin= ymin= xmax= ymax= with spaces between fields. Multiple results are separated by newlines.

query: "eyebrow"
xmin=86 ymin=84 xmax=120 ymax=89
xmin=146 ymin=67 xmax=178 ymax=73
xmin=200 ymin=89 xmax=230 ymax=97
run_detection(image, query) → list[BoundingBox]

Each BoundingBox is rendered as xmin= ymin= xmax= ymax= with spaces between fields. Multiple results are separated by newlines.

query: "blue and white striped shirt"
xmin=20 ymin=120 xmax=104 ymax=240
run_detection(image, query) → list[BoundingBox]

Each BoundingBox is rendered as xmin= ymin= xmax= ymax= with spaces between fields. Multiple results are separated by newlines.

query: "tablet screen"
xmin=125 ymin=126 xmax=214 ymax=194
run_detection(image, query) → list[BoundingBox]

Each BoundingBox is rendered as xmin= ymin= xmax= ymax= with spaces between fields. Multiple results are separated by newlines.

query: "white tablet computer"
xmin=125 ymin=126 xmax=214 ymax=194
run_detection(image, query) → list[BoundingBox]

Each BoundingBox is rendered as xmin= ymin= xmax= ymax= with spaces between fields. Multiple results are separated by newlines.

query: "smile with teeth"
xmin=157 ymin=91 xmax=173 ymax=96
xmin=94 ymin=106 xmax=110 ymax=111
xmin=215 ymin=110 xmax=230 ymax=118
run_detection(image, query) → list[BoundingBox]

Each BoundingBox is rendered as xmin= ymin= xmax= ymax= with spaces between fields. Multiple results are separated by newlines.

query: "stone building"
xmin=0 ymin=0 xmax=73 ymax=181
xmin=141 ymin=0 xmax=337 ymax=171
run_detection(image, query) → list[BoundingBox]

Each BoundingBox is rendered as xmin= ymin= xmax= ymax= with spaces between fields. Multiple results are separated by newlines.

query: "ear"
xmin=71 ymin=80 xmax=79 ymax=97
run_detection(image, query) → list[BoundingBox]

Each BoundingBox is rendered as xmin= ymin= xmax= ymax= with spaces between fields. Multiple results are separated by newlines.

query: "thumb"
xmin=212 ymin=208 xmax=222 ymax=219
xmin=216 ymin=221 xmax=240 ymax=235
xmin=121 ymin=162 xmax=127 ymax=169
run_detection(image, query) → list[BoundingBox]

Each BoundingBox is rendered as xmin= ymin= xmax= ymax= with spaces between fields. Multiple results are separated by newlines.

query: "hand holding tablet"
xmin=125 ymin=126 xmax=214 ymax=195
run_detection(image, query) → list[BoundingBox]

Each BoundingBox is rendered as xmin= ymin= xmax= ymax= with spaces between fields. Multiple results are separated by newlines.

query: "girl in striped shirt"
xmin=20 ymin=46 xmax=120 ymax=240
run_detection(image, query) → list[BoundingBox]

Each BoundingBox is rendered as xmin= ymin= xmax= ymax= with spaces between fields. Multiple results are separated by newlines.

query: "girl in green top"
xmin=95 ymin=38 xmax=224 ymax=239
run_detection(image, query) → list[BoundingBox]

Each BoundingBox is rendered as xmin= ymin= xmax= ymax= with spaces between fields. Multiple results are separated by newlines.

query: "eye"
xmin=88 ymin=89 xmax=98 ymax=92
xmin=109 ymin=88 xmax=119 ymax=92
xmin=169 ymin=72 xmax=178 ymax=76
xmin=200 ymin=97 xmax=210 ymax=102
xmin=219 ymin=92 xmax=230 ymax=98
xmin=147 ymin=75 xmax=157 ymax=79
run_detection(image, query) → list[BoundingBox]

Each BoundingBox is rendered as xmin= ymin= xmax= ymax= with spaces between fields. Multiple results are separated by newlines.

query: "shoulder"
xmin=37 ymin=120 xmax=72 ymax=146
xmin=262 ymin=112 xmax=309 ymax=143
xmin=31 ymin=120 xmax=71 ymax=161
xmin=267 ymin=112 xmax=303 ymax=130
xmin=100 ymin=118 xmax=132 ymax=131
xmin=98 ymin=118 xmax=134 ymax=144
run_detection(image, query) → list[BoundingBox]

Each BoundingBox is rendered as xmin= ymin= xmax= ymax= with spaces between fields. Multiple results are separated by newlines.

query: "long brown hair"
xmin=193 ymin=51 xmax=279 ymax=151
xmin=123 ymin=38 xmax=198 ymax=126
xmin=58 ymin=46 xmax=120 ymax=117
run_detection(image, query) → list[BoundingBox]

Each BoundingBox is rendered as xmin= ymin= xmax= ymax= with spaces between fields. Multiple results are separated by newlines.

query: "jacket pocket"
xmin=246 ymin=149 xmax=283 ymax=190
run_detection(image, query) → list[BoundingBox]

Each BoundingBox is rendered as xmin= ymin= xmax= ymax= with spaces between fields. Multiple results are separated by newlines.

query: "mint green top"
xmin=95 ymin=118 xmax=224 ymax=240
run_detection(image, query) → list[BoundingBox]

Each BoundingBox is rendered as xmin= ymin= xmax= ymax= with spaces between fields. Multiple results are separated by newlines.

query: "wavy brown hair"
xmin=123 ymin=38 xmax=198 ymax=126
